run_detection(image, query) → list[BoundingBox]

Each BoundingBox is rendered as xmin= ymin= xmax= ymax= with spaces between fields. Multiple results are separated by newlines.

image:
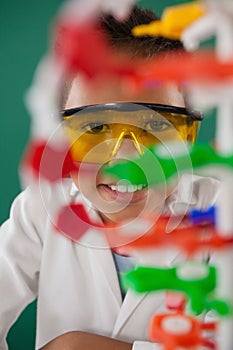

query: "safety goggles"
xmin=61 ymin=102 xmax=203 ymax=164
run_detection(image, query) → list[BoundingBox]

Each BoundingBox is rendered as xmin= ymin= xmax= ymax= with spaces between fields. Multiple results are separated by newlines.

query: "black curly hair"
xmin=100 ymin=5 xmax=184 ymax=58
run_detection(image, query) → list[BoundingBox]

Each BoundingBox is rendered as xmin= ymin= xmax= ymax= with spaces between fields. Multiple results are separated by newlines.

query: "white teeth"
xmin=108 ymin=184 xmax=145 ymax=193
xmin=127 ymin=185 xmax=137 ymax=193
xmin=117 ymin=185 xmax=127 ymax=192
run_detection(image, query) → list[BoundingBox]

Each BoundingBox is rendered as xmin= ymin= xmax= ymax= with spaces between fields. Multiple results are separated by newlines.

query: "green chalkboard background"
xmin=0 ymin=0 xmax=215 ymax=349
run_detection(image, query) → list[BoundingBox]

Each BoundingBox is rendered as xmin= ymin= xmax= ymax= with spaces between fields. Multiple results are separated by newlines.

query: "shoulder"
xmin=0 ymin=179 xmax=77 ymax=241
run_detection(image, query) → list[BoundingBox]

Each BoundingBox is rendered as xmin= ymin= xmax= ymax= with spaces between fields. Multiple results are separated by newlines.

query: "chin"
xmin=99 ymin=202 xmax=151 ymax=224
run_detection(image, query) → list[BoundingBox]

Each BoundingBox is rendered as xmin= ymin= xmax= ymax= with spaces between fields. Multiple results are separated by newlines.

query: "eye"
xmin=82 ymin=122 xmax=110 ymax=134
xmin=144 ymin=120 xmax=172 ymax=132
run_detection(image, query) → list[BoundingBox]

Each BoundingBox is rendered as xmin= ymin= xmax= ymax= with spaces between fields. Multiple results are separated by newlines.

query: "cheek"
xmin=70 ymin=170 xmax=97 ymax=193
xmin=70 ymin=163 xmax=103 ymax=203
xmin=148 ymin=186 xmax=168 ymax=208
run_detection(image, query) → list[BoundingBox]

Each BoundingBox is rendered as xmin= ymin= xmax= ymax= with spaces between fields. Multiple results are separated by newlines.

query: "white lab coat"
xmin=0 ymin=175 xmax=219 ymax=349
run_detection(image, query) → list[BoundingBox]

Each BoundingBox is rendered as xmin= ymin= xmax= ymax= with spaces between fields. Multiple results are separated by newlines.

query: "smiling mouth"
xmin=104 ymin=183 xmax=147 ymax=193
xmin=97 ymin=183 xmax=148 ymax=204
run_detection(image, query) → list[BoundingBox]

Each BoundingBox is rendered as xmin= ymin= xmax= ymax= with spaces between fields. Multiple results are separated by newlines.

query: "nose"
xmin=111 ymin=130 xmax=144 ymax=159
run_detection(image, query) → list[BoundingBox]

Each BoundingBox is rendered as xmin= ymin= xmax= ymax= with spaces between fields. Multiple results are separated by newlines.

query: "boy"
xmin=0 ymin=6 xmax=218 ymax=350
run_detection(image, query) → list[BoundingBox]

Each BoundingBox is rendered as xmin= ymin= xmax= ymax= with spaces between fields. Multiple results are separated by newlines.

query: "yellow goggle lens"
xmin=62 ymin=103 xmax=201 ymax=164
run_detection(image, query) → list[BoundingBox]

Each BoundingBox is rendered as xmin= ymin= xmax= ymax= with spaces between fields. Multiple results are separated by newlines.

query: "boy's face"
xmin=65 ymin=75 xmax=186 ymax=223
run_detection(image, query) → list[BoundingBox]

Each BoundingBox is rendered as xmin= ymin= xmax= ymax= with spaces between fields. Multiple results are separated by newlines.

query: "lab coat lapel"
xmin=112 ymin=289 xmax=147 ymax=336
xmin=92 ymin=243 xmax=123 ymax=310
xmin=79 ymin=224 xmax=123 ymax=310
xmin=81 ymin=228 xmax=147 ymax=331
